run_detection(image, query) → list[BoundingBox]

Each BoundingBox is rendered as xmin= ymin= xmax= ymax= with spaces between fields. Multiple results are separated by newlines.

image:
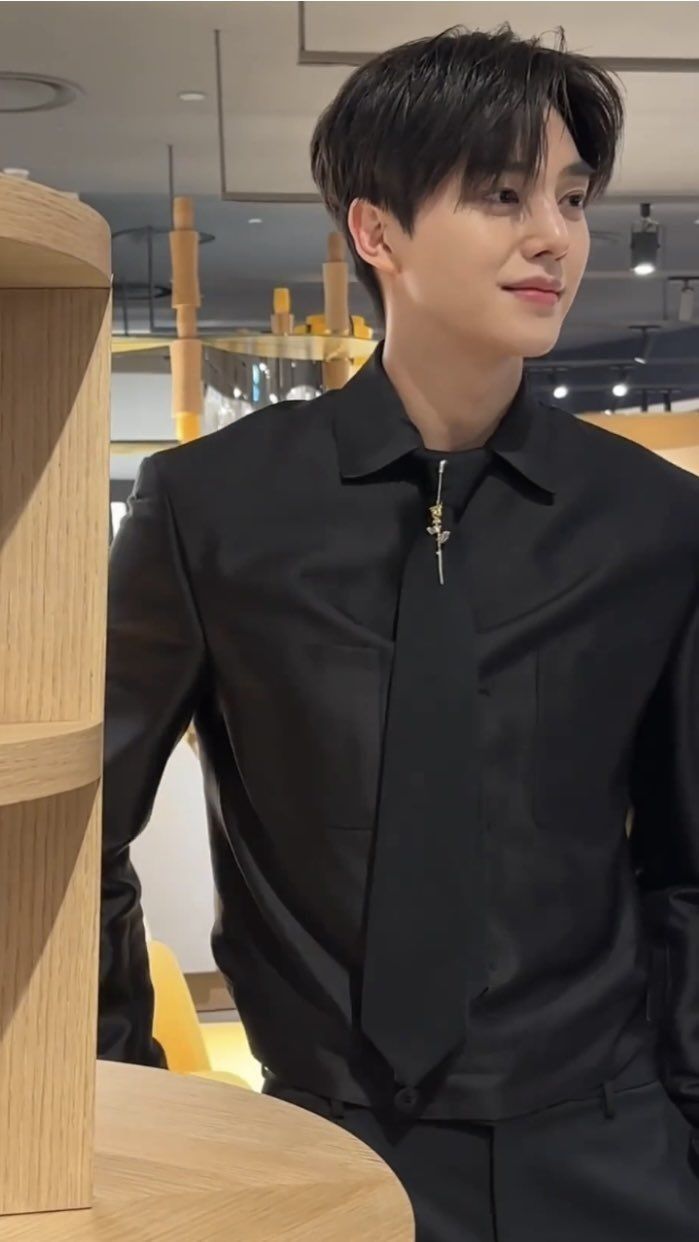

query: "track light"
xmin=612 ymin=369 xmax=630 ymax=399
xmin=630 ymin=203 xmax=659 ymax=276
xmin=549 ymin=369 xmax=569 ymax=401
xmin=633 ymin=328 xmax=649 ymax=365
xmin=679 ymin=280 xmax=695 ymax=323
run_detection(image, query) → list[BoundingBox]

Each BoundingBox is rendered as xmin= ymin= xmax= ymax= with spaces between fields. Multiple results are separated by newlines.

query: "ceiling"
xmin=1 ymin=1 xmax=699 ymax=410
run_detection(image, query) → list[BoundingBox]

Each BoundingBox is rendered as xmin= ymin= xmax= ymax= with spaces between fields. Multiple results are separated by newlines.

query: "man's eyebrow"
xmin=502 ymin=159 xmax=594 ymax=178
xmin=561 ymin=159 xmax=594 ymax=178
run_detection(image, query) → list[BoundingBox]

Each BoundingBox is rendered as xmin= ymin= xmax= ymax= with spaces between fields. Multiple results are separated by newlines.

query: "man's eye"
xmin=487 ymin=187 xmax=520 ymax=205
xmin=566 ymin=192 xmax=588 ymax=210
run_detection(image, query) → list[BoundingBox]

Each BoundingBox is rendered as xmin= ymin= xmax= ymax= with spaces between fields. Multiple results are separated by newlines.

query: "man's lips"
xmin=502 ymin=285 xmax=562 ymax=306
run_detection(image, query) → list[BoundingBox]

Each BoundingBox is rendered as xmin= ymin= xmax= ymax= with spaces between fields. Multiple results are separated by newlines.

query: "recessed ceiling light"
xmin=248 ymin=217 xmax=263 ymax=225
xmin=178 ymin=91 xmax=206 ymax=103
xmin=0 ymin=71 xmax=81 ymax=114
xmin=2 ymin=167 xmax=30 ymax=178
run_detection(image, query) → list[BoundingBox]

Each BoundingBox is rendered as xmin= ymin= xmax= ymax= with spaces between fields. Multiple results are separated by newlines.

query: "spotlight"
xmin=612 ymin=381 xmax=629 ymax=399
xmin=630 ymin=203 xmax=659 ymax=276
xmin=631 ymin=324 xmax=659 ymax=365
xmin=553 ymin=384 xmax=569 ymax=400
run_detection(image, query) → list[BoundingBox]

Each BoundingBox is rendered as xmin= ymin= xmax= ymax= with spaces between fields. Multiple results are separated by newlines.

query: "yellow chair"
xmin=147 ymin=939 xmax=256 ymax=1090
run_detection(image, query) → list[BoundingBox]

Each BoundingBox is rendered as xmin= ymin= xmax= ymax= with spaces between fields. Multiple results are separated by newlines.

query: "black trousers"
xmin=264 ymin=1065 xmax=699 ymax=1241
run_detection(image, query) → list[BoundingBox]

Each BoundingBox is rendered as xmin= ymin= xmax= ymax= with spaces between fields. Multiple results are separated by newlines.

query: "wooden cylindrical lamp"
xmin=169 ymin=196 xmax=202 ymax=443
xmin=323 ymin=232 xmax=352 ymax=391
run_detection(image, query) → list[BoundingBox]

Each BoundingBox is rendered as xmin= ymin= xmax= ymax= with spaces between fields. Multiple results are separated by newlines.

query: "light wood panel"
xmin=0 ymin=786 xmax=101 ymax=1215
xmin=0 ymin=721 xmax=102 ymax=806
xmin=0 ymin=290 xmax=111 ymax=723
xmin=581 ymin=412 xmax=699 ymax=449
xmin=0 ymin=182 xmax=111 ymax=1216
xmin=0 ymin=1062 xmax=415 ymax=1240
xmin=0 ymin=176 xmax=110 ymax=289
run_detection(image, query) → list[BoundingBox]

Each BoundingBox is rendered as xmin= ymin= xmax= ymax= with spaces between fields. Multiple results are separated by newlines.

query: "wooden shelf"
xmin=0 ymin=176 xmax=110 ymax=290
xmin=0 ymin=721 xmax=102 ymax=807
xmin=0 ymin=1063 xmax=414 ymax=1240
xmin=207 ymin=332 xmax=376 ymax=363
xmin=112 ymin=336 xmax=171 ymax=354
xmin=112 ymin=333 xmax=377 ymax=362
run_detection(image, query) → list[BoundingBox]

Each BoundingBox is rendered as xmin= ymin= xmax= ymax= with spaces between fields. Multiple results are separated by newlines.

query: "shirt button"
xmin=394 ymin=1086 xmax=420 ymax=1115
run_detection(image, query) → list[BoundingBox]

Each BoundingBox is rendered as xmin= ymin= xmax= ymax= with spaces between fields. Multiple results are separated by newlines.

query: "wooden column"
xmin=322 ymin=232 xmax=352 ymax=391
xmin=169 ymin=196 xmax=202 ymax=442
xmin=0 ymin=176 xmax=111 ymax=1215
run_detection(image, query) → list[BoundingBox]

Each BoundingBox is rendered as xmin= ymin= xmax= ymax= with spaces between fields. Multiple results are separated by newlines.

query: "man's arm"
xmin=629 ymin=582 xmax=699 ymax=1145
xmin=100 ymin=453 xmax=206 ymax=1065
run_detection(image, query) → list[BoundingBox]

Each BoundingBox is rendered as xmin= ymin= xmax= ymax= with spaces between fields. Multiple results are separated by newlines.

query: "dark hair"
xmin=310 ymin=25 xmax=624 ymax=320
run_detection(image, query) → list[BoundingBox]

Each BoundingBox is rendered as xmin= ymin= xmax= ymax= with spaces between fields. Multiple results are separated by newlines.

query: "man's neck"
xmin=382 ymin=323 xmax=523 ymax=453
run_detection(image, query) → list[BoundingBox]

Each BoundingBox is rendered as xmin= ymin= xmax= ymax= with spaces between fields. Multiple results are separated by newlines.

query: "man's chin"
xmin=519 ymin=328 xmax=563 ymax=360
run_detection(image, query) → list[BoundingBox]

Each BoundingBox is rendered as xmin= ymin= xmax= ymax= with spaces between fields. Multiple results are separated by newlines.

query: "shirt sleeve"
xmin=629 ymin=582 xmax=699 ymax=1145
xmin=100 ymin=454 xmax=206 ymax=1066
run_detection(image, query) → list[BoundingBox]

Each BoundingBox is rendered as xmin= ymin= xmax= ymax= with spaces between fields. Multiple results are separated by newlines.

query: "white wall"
xmin=130 ymin=740 xmax=217 ymax=974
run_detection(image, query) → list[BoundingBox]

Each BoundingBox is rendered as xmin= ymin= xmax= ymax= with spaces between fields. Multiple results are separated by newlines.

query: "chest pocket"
xmin=534 ymin=633 xmax=668 ymax=833
xmin=224 ymin=641 xmax=384 ymax=832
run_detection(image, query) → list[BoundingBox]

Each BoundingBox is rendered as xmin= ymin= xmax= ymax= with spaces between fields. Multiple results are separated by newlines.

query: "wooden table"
xmin=0 ymin=1063 xmax=414 ymax=1240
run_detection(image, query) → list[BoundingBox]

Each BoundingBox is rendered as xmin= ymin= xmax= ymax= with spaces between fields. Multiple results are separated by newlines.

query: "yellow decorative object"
xmin=351 ymin=314 xmax=372 ymax=339
xmin=147 ymin=940 xmax=260 ymax=1091
xmin=147 ymin=940 xmax=210 ymax=1074
xmin=200 ymin=1020 xmax=265 ymax=1092
xmin=271 ymin=285 xmax=293 ymax=335
xmin=273 ymin=287 xmax=290 ymax=314
xmin=295 ymin=313 xmax=328 ymax=335
xmin=173 ymin=411 xmax=202 ymax=445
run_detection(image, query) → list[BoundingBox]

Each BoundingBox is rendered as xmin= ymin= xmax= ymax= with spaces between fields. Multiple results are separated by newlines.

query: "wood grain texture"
xmin=0 ymin=1063 xmax=415 ymax=1240
xmin=0 ymin=721 xmax=102 ymax=806
xmin=0 ymin=175 xmax=110 ymax=289
xmin=0 ymin=290 xmax=111 ymax=723
xmin=0 ymin=183 xmax=111 ymax=1216
xmin=0 ymin=787 xmax=102 ymax=1214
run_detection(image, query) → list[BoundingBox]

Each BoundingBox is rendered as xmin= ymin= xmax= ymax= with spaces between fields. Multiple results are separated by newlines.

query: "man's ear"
xmin=347 ymin=199 xmax=399 ymax=278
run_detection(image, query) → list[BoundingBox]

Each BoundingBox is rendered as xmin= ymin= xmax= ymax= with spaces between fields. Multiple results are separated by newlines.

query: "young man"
xmin=101 ymin=26 xmax=699 ymax=1242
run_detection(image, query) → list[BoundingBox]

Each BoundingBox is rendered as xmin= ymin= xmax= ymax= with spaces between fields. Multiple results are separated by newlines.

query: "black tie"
xmin=361 ymin=448 xmax=491 ymax=1089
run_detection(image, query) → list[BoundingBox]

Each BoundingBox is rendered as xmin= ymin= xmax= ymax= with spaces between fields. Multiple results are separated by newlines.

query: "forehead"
xmin=507 ymin=113 xmax=591 ymax=181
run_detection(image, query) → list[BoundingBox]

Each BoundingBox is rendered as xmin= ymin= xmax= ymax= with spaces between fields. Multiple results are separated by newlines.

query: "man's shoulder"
xmin=543 ymin=400 xmax=699 ymax=511
xmin=148 ymin=392 xmax=337 ymax=489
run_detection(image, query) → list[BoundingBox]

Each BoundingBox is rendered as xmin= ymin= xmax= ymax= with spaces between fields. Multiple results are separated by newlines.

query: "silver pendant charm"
xmin=426 ymin=459 xmax=450 ymax=585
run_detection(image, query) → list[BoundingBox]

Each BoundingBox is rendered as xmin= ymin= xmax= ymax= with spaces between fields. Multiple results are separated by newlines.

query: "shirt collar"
xmin=331 ymin=342 xmax=557 ymax=496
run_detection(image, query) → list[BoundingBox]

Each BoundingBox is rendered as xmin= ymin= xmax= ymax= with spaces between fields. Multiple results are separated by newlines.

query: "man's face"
xmin=381 ymin=111 xmax=591 ymax=359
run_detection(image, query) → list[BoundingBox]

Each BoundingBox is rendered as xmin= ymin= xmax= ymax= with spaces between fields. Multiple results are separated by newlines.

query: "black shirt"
xmin=101 ymin=348 xmax=699 ymax=1131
